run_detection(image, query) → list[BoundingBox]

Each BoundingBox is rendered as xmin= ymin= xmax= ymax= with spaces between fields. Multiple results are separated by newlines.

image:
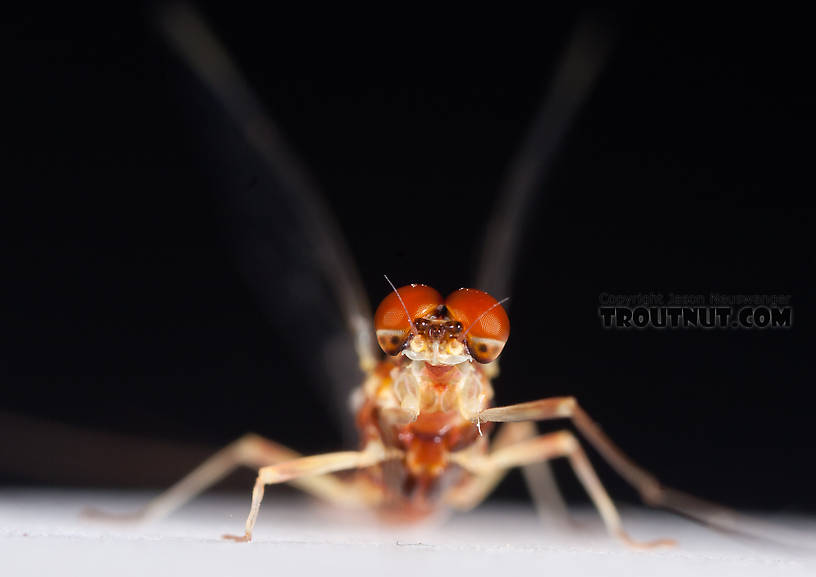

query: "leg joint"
xmin=557 ymin=396 xmax=578 ymax=417
xmin=553 ymin=430 xmax=579 ymax=453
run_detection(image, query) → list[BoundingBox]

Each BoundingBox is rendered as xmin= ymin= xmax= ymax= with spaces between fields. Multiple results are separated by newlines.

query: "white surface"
xmin=1 ymin=490 xmax=814 ymax=577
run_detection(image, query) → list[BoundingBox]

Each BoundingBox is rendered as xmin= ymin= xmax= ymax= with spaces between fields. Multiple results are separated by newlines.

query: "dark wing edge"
xmin=476 ymin=14 xmax=613 ymax=300
xmin=157 ymin=2 xmax=378 ymax=375
xmin=477 ymin=13 xmax=614 ymax=527
xmin=476 ymin=15 xmax=816 ymax=550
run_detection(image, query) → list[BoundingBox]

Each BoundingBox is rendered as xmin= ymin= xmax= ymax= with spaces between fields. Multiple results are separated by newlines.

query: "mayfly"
xmin=85 ymin=4 xmax=792 ymax=549
xmin=227 ymin=279 xmax=680 ymax=547
xmin=94 ymin=275 xmax=677 ymax=548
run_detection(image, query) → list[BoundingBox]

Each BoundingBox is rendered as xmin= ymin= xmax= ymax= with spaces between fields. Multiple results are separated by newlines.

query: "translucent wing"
xmin=157 ymin=4 xmax=378 ymax=441
xmin=476 ymin=14 xmax=612 ymax=299
xmin=475 ymin=14 xmax=614 ymax=523
xmin=474 ymin=15 xmax=811 ymax=544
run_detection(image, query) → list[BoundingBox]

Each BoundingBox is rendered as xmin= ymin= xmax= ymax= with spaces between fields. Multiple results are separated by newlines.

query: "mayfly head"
xmin=375 ymin=280 xmax=510 ymax=366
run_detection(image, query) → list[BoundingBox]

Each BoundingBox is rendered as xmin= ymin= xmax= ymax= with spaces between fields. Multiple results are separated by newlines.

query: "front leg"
xmin=476 ymin=397 xmax=750 ymax=534
xmin=84 ymin=433 xmax=375 ymax=523
xmin=223 ymin=442 xmax=398 ymax=542
xmin=478 ymin=398 xmax=662 ymax=501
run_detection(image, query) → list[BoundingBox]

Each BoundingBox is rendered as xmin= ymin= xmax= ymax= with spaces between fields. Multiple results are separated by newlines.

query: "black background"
xmin=4 ymin=5 xmax=813 ymax=513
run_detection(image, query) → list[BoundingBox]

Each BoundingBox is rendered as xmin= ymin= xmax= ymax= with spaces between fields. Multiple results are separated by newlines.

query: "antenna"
xmin=383 ymin=275 xmax=417 ymax=335
xmin=462 ymin=297 xmax=510 ymax=339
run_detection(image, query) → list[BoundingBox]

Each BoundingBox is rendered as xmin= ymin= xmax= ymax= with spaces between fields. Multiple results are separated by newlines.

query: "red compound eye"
xmin=374 ymin=284 xmax=443 ymax=355
xmin=445 ymin=288 xmax=510 ymax=363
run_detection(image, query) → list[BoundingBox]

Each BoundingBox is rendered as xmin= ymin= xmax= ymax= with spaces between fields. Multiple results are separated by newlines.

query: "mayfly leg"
xmin=222 ymin=442 xmax=395 ymax=542
xmin=450 ymin=430 xmax=674 ymax=548
xmin=445 ymin=421 xmax=570 ymax=526
xmin=84 ymin=434 xmax=378 ymax=523
xmin=477 ymin=398 xmax=667 ymax=506
xmin=475 ymin=397 xmax=815 ymax=546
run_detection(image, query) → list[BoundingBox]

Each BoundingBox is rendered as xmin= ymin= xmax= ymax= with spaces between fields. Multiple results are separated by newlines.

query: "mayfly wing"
xmin=156 ymin=4 xmax=377 ymax=442
xmin=475 ymin=16 xmax=811 ymax=547
xmin=476 ymin=14 xmax=613 ymax=299
xmin=475 ymin=14 xmax=614 ymax=523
